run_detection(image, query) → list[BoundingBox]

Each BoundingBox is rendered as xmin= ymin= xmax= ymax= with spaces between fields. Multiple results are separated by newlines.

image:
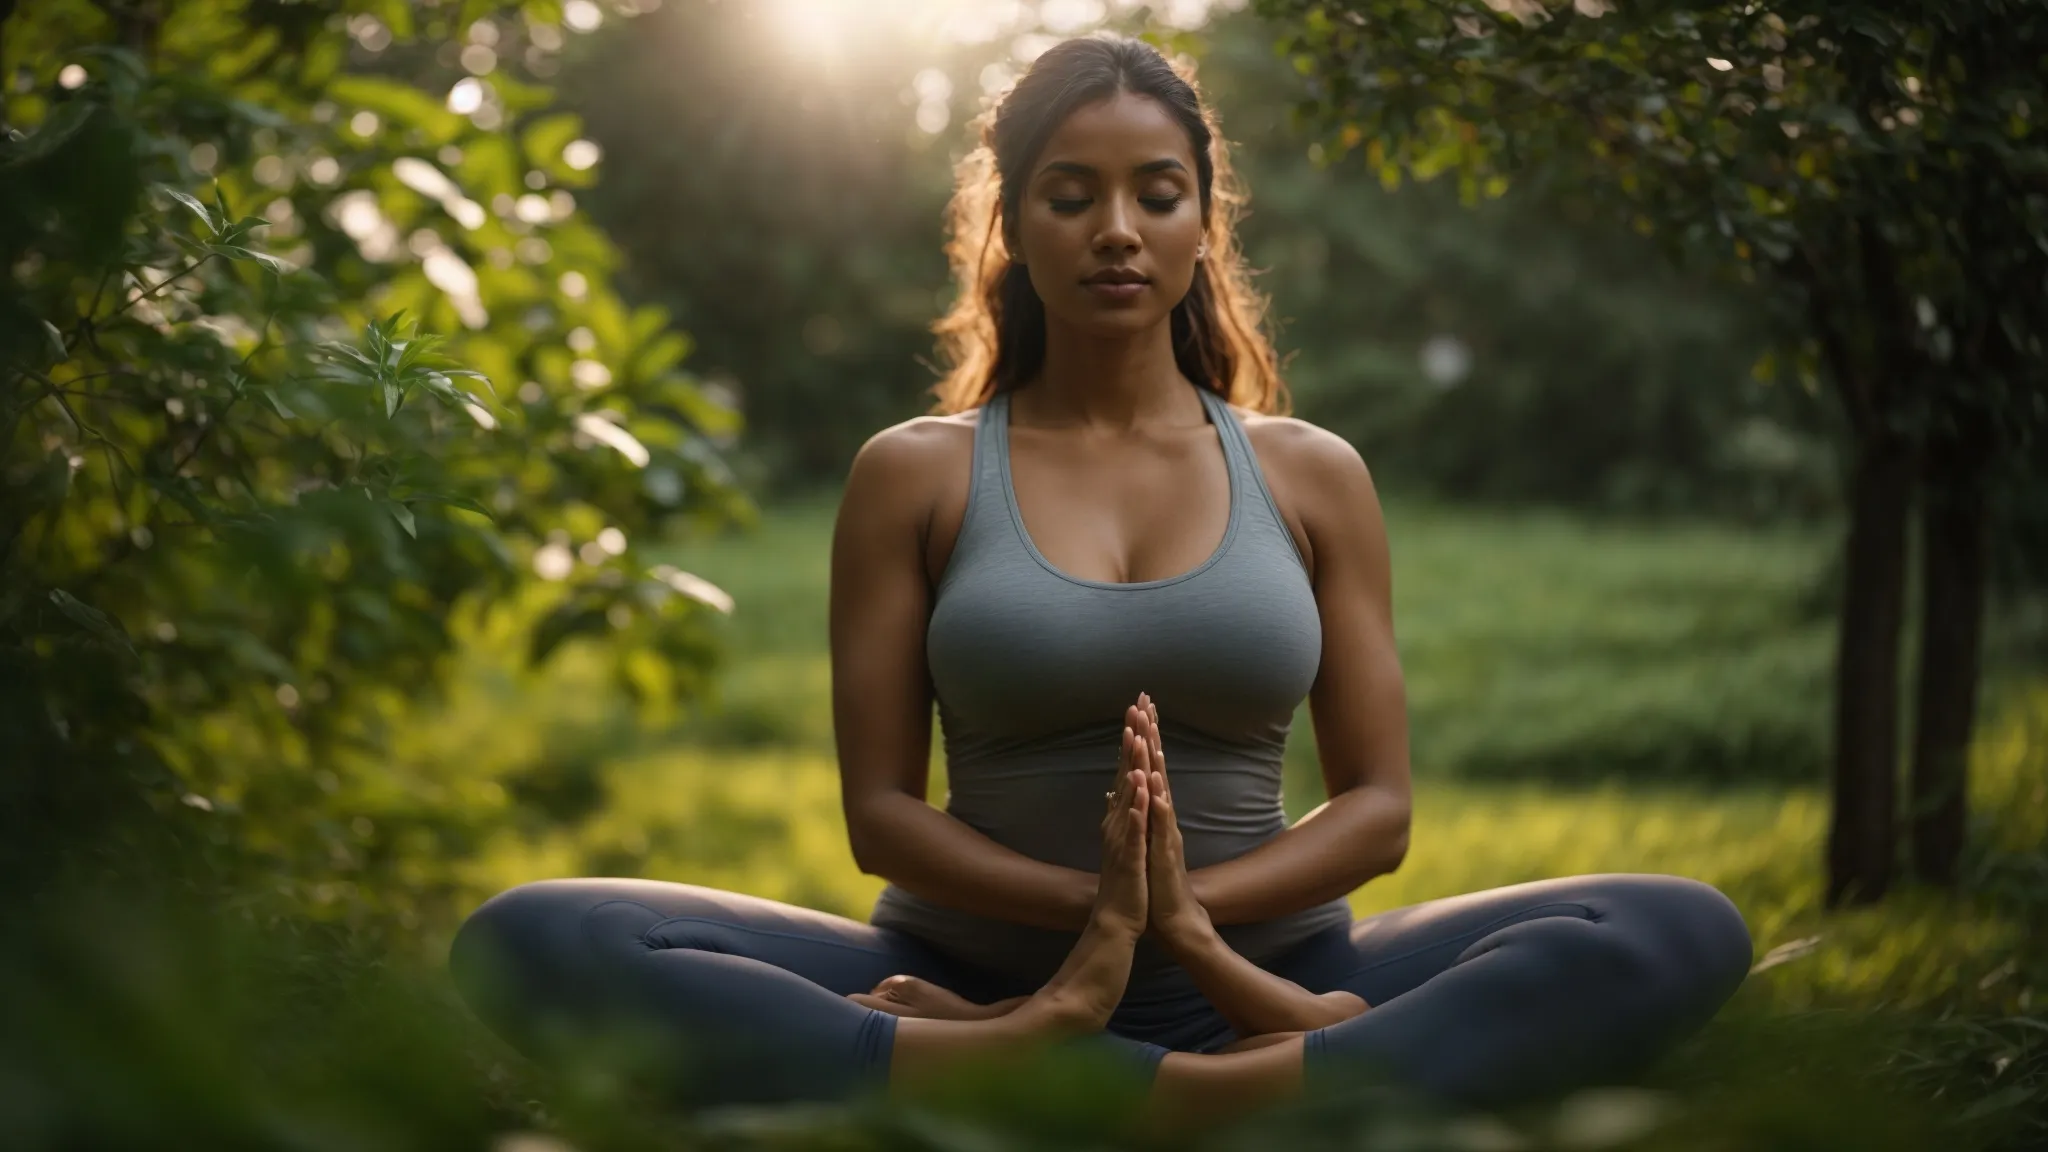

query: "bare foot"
xmin=1015 ymin=741 xmax=1150 ymax=1036
xmin=849 ymin=975 xmax=1026 ymax=1021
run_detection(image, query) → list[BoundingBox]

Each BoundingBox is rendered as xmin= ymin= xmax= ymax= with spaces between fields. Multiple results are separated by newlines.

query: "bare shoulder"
xmin=839 ymin=410 xmax=980 ymax=530
xmin=849 ymin=410 xmax=977 ymax=475
xmin=1231 ymin=407 xmax=1380 ymax=513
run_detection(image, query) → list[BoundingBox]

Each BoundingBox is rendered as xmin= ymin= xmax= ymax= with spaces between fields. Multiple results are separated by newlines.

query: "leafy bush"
xmin=1 ymin=0 xmax=747 ymax=921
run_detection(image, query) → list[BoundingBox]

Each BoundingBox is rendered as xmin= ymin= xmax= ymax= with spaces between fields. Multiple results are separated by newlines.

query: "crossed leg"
xmin=448 ymin=762 xmax=1163 ymax=1105
xmin=453 ymin=761 xmax=1749 ymax=1124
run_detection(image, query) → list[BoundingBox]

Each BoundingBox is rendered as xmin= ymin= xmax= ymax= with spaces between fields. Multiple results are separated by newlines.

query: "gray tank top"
xmin=869 ymin=383 xmax=1353 ymax=984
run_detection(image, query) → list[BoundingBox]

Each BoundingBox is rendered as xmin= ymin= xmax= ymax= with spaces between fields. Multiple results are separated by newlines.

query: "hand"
xmin=1093 ymin=719 xmax=1151 ymax=939
xmin=1128 ymin=693 xmax=1215 ymax=950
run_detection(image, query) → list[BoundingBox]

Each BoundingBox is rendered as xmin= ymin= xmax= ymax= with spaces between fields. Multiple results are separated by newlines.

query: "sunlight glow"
xmin=769 ymin=0 xmax=863 ymax=61
xmin=758 ymin=0 xmax=1238 ymax=65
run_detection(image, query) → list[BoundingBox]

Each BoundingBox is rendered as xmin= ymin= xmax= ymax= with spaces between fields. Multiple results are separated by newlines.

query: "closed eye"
xmin=1047 ymin=195 xmax=1186 ymax=214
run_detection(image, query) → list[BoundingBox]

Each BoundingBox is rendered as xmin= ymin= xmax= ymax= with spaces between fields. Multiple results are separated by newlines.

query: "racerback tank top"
xmin=868 ymin=382 xmax=1352 ymax=984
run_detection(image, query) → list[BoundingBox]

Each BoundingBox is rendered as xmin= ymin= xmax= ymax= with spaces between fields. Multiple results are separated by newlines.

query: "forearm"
xmin=849 ymin=791 xmax=1098 ymax=932
xmin=1162 ymin=921 xmax=1365 ymax=1037
xmin=1187 ymin=783 xmax=1410 ymax=926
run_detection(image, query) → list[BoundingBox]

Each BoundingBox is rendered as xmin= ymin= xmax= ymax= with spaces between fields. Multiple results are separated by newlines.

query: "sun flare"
xmin=766 ymin=0 xmax=863 ymax=61
xmin=758 ymin=0 xmax=1235 ymax=70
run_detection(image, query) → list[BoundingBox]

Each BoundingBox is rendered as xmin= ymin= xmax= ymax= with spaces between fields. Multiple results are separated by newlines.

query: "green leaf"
xmin=365 ymin=0 xmax=414 ymax=38
xmin=2 ymin=101 xmax=95 ymax=169
xmin=224 ymin=632 xmax=296 ymax=684
xmin=387 ymin=501 xmax=417 ymax=538
xmin=441 ymin=367 xmax=496 ymax=397
xmin=523 ymin=111 xmax=585 ymax=174
xmin=41 ymin=320 xmax=66 ymax=364
xmin=1954 ymin=1084 xmax=2035 ymax=1123
xmin=263 ymin=389 xmax=296 ymax=420
xmin=161 ymin=187 xmax=220 ymax=234
xmin=383 ymin=380 xmax=403 ymax=417
xmin=216 ymin=215 xmax=271 ymax=246
xmin=410 ymin=492 xmax=494 ymax=519
xmin=632 ymin=333 xmax=689 ymax=379
xmin=529 ymin=600 xmax=611 ymax=664
xmin=48 ymin=589 xmax=136 ymax=660
xmin=417 ymin=371 xmax=468 ymax=407
xmin=329 ymin=75 xmax=466 ymax=144
xmin=206 ymin=244 xmax=291 ymax=274
xmin=225 ymin=99 xmax=292 ymax=130
xmin=317 ymin=340 xmax=377 ymax=369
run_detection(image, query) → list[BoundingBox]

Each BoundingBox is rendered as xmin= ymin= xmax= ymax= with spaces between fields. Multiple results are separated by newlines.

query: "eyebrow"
xmin=1036 ymin=158 xmax=1189 ymax=178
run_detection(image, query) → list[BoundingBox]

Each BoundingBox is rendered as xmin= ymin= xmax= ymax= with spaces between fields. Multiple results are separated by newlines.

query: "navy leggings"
xmin=449 ymin=873 xmax=1752 ymax=1109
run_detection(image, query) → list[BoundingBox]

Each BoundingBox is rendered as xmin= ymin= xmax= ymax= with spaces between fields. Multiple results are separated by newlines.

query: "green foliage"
xmin=1254 ymin=0 xmax=2048 ymax=514
xmin=1193 ymin=16 xmax=1834 ymax=516
xmin=0 ymin=0 xmax=748 ymax=918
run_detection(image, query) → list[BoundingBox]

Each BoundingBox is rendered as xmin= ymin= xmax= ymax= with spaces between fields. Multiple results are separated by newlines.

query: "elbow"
xmin=847 ymin=823 xmax=883 ymax=877
xmin=844 ymin=796 xmax=892 ymax=877
xmin=1370 ymin=800 xmax=1412 ymax=879
xmin=1381 ymin=822 xmax=1411 ymax=875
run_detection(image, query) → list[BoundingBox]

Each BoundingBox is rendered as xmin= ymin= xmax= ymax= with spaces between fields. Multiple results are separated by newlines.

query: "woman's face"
xmin=1008 ymin=90 xmax=1206 ymax=336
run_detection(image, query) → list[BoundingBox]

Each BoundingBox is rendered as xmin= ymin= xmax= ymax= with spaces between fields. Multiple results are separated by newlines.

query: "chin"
xmin=1057 ymin=302 xmax=1176 ymax=337
xmin=1088 ymin=309 xmax=1162 ymax=331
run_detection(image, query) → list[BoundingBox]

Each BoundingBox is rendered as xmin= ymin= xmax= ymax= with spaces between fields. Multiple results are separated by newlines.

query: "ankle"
xmin=1019 ymin=983 xmax=1111 ymax=1037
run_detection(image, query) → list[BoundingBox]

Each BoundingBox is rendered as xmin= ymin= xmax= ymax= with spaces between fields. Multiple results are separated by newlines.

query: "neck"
xmin=1016 ymin=315 xmax=1201 ymax=431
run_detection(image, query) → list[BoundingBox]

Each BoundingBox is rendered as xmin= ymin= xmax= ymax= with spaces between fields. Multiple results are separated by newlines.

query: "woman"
xmin=449 ymin=34 xmax=1754 ymax=1126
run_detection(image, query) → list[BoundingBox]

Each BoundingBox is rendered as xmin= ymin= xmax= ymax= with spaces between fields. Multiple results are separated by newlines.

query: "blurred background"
xmin=3 ymin=1 xmax=2044 ymax=1149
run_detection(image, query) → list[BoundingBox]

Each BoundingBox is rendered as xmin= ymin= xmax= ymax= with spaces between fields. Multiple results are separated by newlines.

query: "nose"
xmin=1091 ymin=194 xmax=1141 ymax=257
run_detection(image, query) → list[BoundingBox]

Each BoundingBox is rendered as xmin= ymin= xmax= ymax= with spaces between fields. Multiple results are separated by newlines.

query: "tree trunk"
xmin=1827 ymin=434 xmax=1915 ymax=907
xmin=1908 ymin=420 xmax=1991 ymax=887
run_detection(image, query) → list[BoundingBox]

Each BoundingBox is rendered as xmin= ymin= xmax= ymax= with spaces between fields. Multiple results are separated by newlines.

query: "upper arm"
xmin=829 ymin=424 xmax=941 ymax=854
xmin=1290 ymin=426 xmax=1413 ymax=816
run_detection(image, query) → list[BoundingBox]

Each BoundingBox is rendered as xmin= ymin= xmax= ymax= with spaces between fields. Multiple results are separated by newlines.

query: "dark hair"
xmin=928 ymin=34 xmax=1287 ymax=415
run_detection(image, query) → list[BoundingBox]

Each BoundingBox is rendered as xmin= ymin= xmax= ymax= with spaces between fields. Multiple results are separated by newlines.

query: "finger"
xmin=1137 ymin=705 xmax=1167 ymax=777
xmin=1129 ymin=771 xmax=1149 ymax=841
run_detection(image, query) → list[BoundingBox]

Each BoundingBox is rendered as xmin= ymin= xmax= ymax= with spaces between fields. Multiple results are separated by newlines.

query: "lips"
xmin=1083 ymin=268 xmax=1149 ymax=285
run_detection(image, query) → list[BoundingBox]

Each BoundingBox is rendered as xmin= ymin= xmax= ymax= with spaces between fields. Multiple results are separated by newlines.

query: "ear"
xmin=1004 ymin=228 xmax=1024 ymax=266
